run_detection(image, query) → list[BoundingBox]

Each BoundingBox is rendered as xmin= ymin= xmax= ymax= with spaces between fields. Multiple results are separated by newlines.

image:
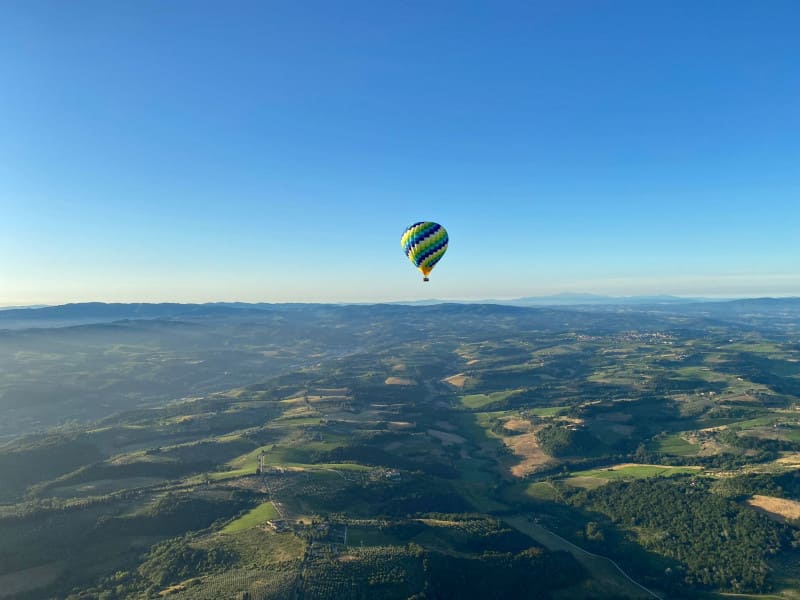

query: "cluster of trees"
xmin=313 ymin=476 xmax=471 ymax=517
xmin=0 ymin=490 xmax=126 ymax=522
xmin=634 ymin=440 xmax=778 ymax=471
xmin=69 ymin=539 xmax=243 ymax=599
xmin=298 ymin=543 xmax=585 ymax=600
xmin=423 ymin=547 xmax=585 ymax=599
xmin=301 ymin=545 xmax=425 ymax=600
xmin=724 ymin=353 xmax=800 ymax=397
xmin=0 ymin=433 xmax=102 ymax=501
xmin=712 ymin=471 xmax=800 ymax=505
xmin=95 ymin=491 xmax=257 ymax=538
xmin=717 ymin=427 xmax=800 ymax=454
xmin=34 ymin=458 xmax=207 ymax=496
xmin=536 ymin=424 xmax=602 ymax=457
xmin=138 ymin=538 xmax=238 ymax=587
xmin=572 ymin=478 xmax=787 ymax=592
xmin=314 ymin=443 xmax=459 ymax=479
xmin=370 ymin=516 xmax=534 ymax=555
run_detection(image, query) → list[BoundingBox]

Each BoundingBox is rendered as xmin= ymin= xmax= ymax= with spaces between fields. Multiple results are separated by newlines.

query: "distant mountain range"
xmin=0 ymin=294 xmax=711 ymax=313
xmin=0 ymin=296 xmax=798 ymax=331
xmin=482 ymin=293 xmax=711 ymax=306
xmin=0 ymin=305 xmax=50 ymax=311
xmin=390 ymin=293 xmax=716 ymax=306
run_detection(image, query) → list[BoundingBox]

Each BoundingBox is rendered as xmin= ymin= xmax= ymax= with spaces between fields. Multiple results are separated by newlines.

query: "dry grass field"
xmin=748 ymin=495 xmax=800 ymax=523
xmin=503 ymin=425 xmax=554 ymax=477
xmin=385 ymin=377 xmax=416 ymax=385
xmin=442 ymin=373 xmax=469 ymax=388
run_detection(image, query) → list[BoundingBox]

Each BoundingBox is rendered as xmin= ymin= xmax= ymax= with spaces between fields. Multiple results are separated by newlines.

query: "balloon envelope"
xmin=401 ymin=222 xmax=448 ymax=281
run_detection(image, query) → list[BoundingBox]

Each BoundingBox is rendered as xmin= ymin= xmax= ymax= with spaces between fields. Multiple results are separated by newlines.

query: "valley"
xmin=2 ymin=301 xmax=800 ymax=598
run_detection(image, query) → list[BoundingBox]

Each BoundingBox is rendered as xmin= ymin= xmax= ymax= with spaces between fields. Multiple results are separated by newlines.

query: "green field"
xmin=311 ymin=463 xmax=372 ymax=471
xmin=675 ymin=366 xmax=728 ymax=381
xmin=208 ymin=467 xmax=255 ymax=481
xmin=522 ymin=481 xmax=561 ymax=502
xmin=222 ymin=502 xmax=280 ymax=533
xmin=722 ymin=342 xmax=784 ymax=354
xmin=529 ymin=406 xmax=568 ymax=417
xmin=460 ymin=389 xmax=524 ymax=409
xmin=651 ymin=433 xmax=700 ymax=456
xmin=733 ymin=415 xmax=779 ymax=429
xmin=780 ymin=427 xmax=800 ymax=443
xmin=569 ymin=464 xmax=700 ymax=480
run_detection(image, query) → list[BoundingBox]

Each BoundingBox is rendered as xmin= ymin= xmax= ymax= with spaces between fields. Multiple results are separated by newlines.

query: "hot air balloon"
xmin=401 ymin=221 xmax=448 ymax=282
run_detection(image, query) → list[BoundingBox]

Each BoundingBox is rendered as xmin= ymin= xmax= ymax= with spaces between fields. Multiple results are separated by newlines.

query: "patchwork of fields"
xmin=3 ymin=302 xmax=800 ymax=598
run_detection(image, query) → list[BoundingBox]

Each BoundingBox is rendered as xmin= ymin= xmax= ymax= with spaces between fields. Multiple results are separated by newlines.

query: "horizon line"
xmin=3 ymin=293 xmax=800 ymax=309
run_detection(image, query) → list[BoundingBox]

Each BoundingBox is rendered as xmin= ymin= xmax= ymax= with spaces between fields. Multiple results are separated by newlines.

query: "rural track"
xmin=506 ymin=515 xmax=663 ymax=600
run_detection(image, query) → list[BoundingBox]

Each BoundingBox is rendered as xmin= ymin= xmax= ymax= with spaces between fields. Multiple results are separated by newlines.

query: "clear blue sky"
xmin=1 ymin=1 xmax=798 ymax=304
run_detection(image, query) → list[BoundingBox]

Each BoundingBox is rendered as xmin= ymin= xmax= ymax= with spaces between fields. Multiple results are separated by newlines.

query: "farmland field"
xmin=3 ymin=300 xmax=800 ymax=598
xmin=222 ymin=502 xmax=280 ymax=533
